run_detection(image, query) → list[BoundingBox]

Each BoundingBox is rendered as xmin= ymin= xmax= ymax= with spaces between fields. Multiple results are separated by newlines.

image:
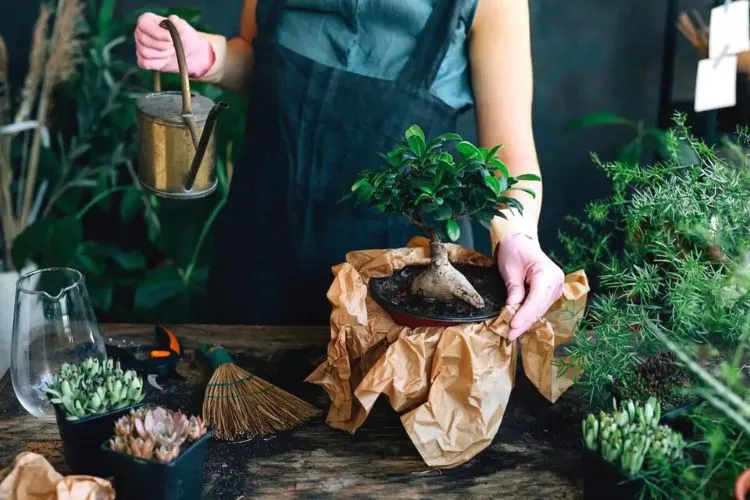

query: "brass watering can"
xmin=136 ymin=19 xmax=229 ymax=199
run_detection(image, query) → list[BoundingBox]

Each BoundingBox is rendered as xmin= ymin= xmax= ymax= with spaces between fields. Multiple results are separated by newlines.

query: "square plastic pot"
xmin=53 ymin=402 xmax=143 ymax=477
xmin=101 ymin=431 xmax=211 ymax=500
xmin=581 ymin=449 xmax=644 ymax=500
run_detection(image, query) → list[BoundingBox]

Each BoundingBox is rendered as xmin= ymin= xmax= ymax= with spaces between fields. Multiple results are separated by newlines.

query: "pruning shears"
xmin=106 ymin=325 xmax=184 ymax=392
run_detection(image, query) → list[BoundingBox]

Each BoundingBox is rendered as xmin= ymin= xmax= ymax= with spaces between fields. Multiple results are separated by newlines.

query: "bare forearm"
xmin=195 ymin=0 xmax=257 ymax=94
xmin=198 ymin=34 xmax=253 ymax=93
xmin=470 ymin=0 xmax=541 ymax=247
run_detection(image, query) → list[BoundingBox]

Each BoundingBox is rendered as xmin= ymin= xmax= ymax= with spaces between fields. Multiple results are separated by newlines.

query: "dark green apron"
xmin=207 ymin=0 xmax=468 ymax=324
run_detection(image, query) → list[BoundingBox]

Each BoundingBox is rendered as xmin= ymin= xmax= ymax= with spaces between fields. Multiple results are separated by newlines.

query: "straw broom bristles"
xmin=201 ymin=346 xmax=321 ymax=440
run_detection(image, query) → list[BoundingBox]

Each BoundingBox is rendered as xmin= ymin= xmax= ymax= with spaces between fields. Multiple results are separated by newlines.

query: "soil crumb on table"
xmin=370 ymin=264 xmax=506 ymax=320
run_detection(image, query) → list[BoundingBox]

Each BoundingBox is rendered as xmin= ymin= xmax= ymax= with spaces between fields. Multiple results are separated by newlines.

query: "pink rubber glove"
xmin=134 ymin=13 xmax=215 ymax=78
xmin=496 ymin=234 xmax=565 ymax=341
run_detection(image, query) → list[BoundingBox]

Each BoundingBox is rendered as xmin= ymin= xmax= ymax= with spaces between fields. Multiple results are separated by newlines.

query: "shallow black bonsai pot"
xmin=581 ymin=449 xmax=644 ymax=500
xmin=101 ymin=431 xmax=211 ymax=500
xmin=368 ymin=264 xmax=505 ymax=328
xmin=53 ymin=402 xmax=143 ymax=477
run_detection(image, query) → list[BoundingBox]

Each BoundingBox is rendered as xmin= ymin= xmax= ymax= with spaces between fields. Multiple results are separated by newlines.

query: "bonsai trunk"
xmin=410 ymin=234 xmax=485 ymax=308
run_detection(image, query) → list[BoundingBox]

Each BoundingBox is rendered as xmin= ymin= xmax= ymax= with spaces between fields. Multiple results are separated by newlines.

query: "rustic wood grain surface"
xmin=0 ymin=324 xmax=587 ymax=499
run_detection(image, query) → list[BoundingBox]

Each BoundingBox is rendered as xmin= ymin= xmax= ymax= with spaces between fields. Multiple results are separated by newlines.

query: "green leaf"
xmin=565 ymin=112 xmax=634 ymax=131
xmin=87 ymin=276 xmax=113 ymax=312
xmin=44 ymin=216 xmax=84 ymax=266
xmin=456 ymin=141 xmax=481 ymax=159
xmin=484 ymin=174 xmax=501 ymax=196
xmin=101 ymin=245 xmax=146 ymax=271
xmin=11 ymin=219 xmax=52 ymax=269
xmin=414 ymin=193 xmax=431 ymax=205
xmin=486 ymin=144 xmax=503 ymax=159
xmin=512 ymin=187 xmax=537 ymax=199
xmin=134 ymin=265 xmax=186 ymax=311
xmin=351 ymin=178 xmax=370 ymax=192
xmin=76 ymin=242 xmax=107 ymax=275
xmin=404 ymin=125 xmax=425 ymax=143
xmin=433 ymin=132 xmax=462 ymax=142
xmin=97 ymin=0 xmax=115 ymax=35
xmin=431 ymin=204 xmax=453 ymax=221
xmin=515 ymin=173 xmax=541 ymax=182
xmin=418 ymin=186 xmax=433 ymax=195
xmin=445 ymin=219 xmax=460 ymax=242
xmin=488 ymin=157 xmax=510 ymax=179
xmin=120 ymin=188 xmax=142 ymax=224
xmin=407 ymin=135 xmax=426 ymax=156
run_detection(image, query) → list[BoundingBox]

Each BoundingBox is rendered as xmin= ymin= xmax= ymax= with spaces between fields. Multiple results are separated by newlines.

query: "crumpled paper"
xmin=306 ymin=237 xmax=589 ymax=468
xmin=0 ymin=452 xmax=114 ymax=500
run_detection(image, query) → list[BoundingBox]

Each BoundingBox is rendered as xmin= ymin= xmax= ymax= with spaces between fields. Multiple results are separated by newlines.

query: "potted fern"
xmin=44 ymin=357 xmax=145 ymax=477
xmin=103 ymin=406 xmax=211 ymax=500
xmin=347 ymin=125 xmax=539 ymax=327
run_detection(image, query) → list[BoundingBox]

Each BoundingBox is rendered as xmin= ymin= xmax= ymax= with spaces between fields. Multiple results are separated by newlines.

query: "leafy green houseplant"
xmin=557 ymin=114 xmax=750 ymax=405
xmin=347 ymin=125 xmax=538 ymax=325
xmin=558 ymin=115 xmax=750 ymax=498
xmin=103 ymin=406 xmax=211 ymax=500
xmin=44 ymin=357 xmax=145 ymax=476
xmin=4 ymin=0 xmax=247 ymax=324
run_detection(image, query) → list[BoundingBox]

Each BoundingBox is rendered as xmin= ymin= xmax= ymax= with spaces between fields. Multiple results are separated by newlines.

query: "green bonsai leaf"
xmin=515 ymin=173 xmax=541 ymax=182
xmin=445 ymin=219 xmax=460 ymax=242
xmin=456 ymin=141 xmax=481 ymax=159
xmin=483 ymin=174 xmax=501 ymax=196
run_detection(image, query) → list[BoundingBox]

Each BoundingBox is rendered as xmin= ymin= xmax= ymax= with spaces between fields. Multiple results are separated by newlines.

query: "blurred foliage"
xmin=11 ymin=0 xmax=248 ymax=322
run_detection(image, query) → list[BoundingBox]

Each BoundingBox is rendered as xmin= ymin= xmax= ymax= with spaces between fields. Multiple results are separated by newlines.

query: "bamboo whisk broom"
xmin=200 ymin=344 xmax=321 ymax=440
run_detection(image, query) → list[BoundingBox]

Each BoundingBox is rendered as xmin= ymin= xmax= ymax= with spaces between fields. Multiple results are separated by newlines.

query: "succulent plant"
xmin=582 ymin=397 xmax=685 ymax=476
xmin=109 ymin=406 xmax=208 ymax=463
xmin=44 ymin=357 xmax=145 ymax=421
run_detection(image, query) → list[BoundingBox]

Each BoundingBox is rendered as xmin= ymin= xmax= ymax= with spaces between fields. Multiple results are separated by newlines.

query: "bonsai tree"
xmin=347 ymin=125 xmax=539 ymax=308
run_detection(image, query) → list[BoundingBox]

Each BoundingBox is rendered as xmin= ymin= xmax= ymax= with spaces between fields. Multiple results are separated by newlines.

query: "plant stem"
xmin=183 ymin=197 xmax=226 ymax=285
xmin=75 ymin=186 xmax=129 ymax=219
xmin=0 ymin=147 xmax=15 ymax=269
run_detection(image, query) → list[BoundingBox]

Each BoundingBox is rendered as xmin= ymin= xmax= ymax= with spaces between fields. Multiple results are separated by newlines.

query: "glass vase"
xmin=11 ymin=267 xmax=106 ymax=421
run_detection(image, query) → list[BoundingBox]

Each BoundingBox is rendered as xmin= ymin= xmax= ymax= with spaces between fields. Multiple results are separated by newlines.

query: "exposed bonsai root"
xmin=410 ymin=238 xmax=485 ymax=309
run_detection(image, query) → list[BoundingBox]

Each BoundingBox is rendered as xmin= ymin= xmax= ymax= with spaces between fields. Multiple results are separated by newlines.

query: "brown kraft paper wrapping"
xmin=305 ymin=237 xmax=589 ymax=468
xmin=0 ymin=452 xmax=115 ymax=500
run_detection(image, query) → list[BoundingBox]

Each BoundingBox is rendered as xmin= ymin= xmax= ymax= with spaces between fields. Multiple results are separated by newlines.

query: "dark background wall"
xmin=0 ymin=0 xmax=710 ymax=256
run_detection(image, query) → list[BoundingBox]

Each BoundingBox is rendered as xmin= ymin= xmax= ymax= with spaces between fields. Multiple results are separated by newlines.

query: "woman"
xmin=134 ymin=0 xmax=564 ymax=340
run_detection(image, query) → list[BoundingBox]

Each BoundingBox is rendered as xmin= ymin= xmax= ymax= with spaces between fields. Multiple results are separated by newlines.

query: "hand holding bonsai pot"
xmin=347 ymin=124 xmax=559 ymax=329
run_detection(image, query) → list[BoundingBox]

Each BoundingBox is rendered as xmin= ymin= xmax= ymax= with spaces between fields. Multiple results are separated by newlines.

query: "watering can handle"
xmin=155 ymin=19 xmax=201 ymax=150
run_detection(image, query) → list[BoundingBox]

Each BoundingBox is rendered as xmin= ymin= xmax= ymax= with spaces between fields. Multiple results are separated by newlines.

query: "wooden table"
xmin=0 ymin=324 xmax=587 ymax=499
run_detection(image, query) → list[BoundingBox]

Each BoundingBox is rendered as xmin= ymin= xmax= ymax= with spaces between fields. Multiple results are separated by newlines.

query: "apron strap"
xmin=397 ymin=0 xmax=464 ymax=91
xmin=255 ymin=0 xmax=286 ymax=45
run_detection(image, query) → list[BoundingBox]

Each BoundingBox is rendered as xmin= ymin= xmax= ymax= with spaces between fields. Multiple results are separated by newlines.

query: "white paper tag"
xmin=695 ymin=56 xmax=738 ymax=112
xmin=709 ymin=0 xmax=750 ymax=59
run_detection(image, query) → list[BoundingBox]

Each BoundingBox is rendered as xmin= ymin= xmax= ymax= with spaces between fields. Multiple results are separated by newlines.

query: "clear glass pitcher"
xmin=11 ymin=267 xmax=106 ymax=421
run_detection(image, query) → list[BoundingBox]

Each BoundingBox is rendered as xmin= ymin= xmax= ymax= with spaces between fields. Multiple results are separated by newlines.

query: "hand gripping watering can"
xmin=136 ymin=19 xmax=229 ymax=199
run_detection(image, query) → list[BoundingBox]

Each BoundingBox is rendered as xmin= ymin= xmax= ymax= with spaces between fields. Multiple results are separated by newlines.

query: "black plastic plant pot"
xmin=101 ymin=431 xmax=211 ymax=500
xmin=581 ymin=449 xmax=644 ymax=500
xmin=53 ymin=402 xmax=143 ymax=477
xmin=368 ymin=264 xmax=505 ymax=328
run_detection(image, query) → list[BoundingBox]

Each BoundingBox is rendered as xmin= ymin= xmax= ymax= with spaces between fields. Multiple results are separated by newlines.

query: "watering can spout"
xmin=184 ymin=101 xmax=229 ymax=191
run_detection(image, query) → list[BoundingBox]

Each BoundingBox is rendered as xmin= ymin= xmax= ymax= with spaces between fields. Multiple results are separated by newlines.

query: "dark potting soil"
xmin=612 ymin=351 xmax=694 ymax=413
xmin=369 ymin=264 xmax=506 ymax=320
